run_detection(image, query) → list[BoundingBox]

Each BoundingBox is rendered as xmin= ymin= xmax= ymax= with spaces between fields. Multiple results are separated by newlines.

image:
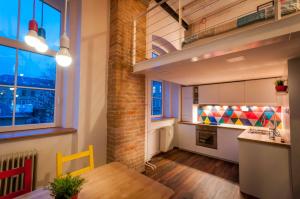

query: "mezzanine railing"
xmin=132 ymin=0 xmax=299 ymax=65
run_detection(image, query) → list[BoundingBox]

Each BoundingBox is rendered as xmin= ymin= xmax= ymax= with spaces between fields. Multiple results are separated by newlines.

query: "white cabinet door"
xmin=239 ymin=140 xmax=292 ymax=199
xmin=219 ymin=82 xmax=245 ymax=105
xmin=182 ymin=87 xmax=193 ymax=121
xmin=198 ymin=84 xmax=219 ymax=104
xmin=177 ymin=124 xmax=196 ymax=151
xmin=218 ymin=128 xmax=243 ymax=162
xmin=245 ymin=78 xmax=277 ymax=105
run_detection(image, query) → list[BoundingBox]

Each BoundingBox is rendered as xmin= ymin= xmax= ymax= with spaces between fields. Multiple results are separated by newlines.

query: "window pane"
xmin=152 ymin=81 xmax=162 ymax=98
xmin=19 ymin=0 xmax=61 ymax=51
xmin=18 ymin=50 xmax=56 ymax=89
xmin=43 ymin=3 xmax=61 ymax=51
xmin=0 ymin=45 xmax=16 ymax=85
xmin=0 ymin=0 xmax=18 ymax=39
xmin=152 ymin=99 xmax=162 ymax=115
xmin=0 ymin=87 xmax=14 ymax=126
xmin=152 ymin=81 xmax=162 ymax=116
xmin=15 ymin=88 xmax=55 ymax=125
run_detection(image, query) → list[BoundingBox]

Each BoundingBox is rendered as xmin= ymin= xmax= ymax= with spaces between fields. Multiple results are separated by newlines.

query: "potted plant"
xmin=275 ymin=79 xmax=288 ymax=92
xmin=49 ymin=175 xmax=85 ymax=199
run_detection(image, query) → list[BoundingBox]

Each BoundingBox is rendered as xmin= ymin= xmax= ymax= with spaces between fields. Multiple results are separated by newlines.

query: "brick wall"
xmin=107 ymin=0 xmax=147 ymax=172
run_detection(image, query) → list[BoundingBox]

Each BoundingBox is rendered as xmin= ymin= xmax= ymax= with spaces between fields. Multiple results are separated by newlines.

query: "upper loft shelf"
xmin=133 ymin=12 xmax=300 ymax=74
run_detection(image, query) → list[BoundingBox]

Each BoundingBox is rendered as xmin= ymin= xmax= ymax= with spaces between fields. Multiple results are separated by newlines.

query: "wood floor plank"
xmin=146 ymin=149 xmax=257 ymax=199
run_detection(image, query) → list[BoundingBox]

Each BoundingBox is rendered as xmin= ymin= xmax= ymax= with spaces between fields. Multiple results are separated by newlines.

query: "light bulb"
xmin=56 ymin=47 xmax=72 ymax=67
xmin=35 ymin=37 xmax=48 ymax=53
xmin=25 ymin=30 xmax=39 ymax=47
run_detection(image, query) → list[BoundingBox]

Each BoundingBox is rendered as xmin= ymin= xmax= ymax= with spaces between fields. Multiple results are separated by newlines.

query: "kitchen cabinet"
xmin=181 ymin=87 xmax=193 ymax=121
xmin=195 ymin=78 xmax=282 ymax=106
xmin=239 ymin=139 xmax=292 ymax=199
xmin=198 ymin=84 xmax=219 ymax=104
xmin=245 ymin=78 xmax=277 ymax=105
xmin=219 ymin=82 xmax=245 ymax=105
xmin=177 ymin=124 xmax=196 ymax=151
xmin=217 ymin=128 xmax=242 ymax=162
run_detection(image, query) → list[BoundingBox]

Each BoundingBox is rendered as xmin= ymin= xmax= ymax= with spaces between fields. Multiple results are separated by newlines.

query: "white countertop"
xmin=238 ymin=129 xmax=291 ymax=147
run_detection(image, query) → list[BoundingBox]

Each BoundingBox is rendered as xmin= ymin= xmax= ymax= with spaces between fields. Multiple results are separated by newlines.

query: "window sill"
xmin=0 ymin=127 xmax=76 ymax=142
xmin=151 ymin=117 xmax=176 ymax=122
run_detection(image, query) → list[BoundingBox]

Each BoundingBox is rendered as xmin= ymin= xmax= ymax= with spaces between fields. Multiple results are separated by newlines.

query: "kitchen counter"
xmin=178 ymin=121 xmax=249 ymax=130
xmin=238 ymin=129 xmax=291 ymax=148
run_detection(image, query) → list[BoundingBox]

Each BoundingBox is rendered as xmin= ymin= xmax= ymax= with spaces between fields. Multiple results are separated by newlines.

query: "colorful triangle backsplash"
xmin=198 ymin=105 xmax=282 ymax=128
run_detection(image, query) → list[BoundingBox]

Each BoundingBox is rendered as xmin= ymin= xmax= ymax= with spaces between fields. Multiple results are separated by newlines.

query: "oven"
xmin=196 ymin=125 xmax=218 ymax=149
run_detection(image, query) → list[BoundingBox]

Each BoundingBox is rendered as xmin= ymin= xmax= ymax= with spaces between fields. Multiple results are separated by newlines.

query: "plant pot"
xmin=71 ymin=194 xmax=78 ymax=199
xmin=275 ymin=85 xmax=288 ymax=92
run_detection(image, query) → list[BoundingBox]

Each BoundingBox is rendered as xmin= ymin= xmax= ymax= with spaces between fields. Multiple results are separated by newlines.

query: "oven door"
xmin=196 ymin=130 xmax=217 ymax=149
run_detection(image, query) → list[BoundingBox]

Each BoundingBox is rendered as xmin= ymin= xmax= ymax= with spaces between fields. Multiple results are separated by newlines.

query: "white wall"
xmin=0 ymin=0 xmax=110 ymax=187
xmin=77 ymin=0 xmax=109 ymax=166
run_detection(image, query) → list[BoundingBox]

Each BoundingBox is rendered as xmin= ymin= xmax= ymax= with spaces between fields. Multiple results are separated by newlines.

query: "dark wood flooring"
xmin=146 ymin=149 xmax=256 ymax=199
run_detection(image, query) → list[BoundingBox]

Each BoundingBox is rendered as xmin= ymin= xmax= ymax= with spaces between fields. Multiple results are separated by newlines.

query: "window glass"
xmin=15 ymin=88 xmax=55 ymax=125
xmin=152 ymin=52 xmax=158 ymax=59
xmin=0 ymin=87 xmax=14 ymax=126
xmin=0 ymin=45 xmax=16 ymax=85
xmin=152 ymin=81 xmax=162 ymax=116
xmin=0 ymin=0 xmax=18 ymax=39
xmin=19 ymin=0 xmax=61 ymax=50
xmin=42 ymin=3 xmax=61 ymax=51
xmin=17 ymin=50 xmax=56 ymax=89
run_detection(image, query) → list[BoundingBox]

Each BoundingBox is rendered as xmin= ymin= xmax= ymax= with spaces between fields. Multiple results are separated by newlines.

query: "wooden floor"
xmin=146 ymin=149 xmax=256 ymax=199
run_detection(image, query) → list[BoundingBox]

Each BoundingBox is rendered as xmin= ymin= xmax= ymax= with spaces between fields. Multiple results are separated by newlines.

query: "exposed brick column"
xmin=107 ymin=0 xmax=147 ymax=172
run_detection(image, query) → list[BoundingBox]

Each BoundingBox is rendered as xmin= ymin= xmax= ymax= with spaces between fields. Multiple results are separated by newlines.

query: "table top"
xmin=16 ymin=162 xmax=174 ymax=199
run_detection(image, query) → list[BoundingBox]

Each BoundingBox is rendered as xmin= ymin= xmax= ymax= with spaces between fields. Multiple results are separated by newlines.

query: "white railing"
xmin=132 ymin=0 xmax=299 ymax=65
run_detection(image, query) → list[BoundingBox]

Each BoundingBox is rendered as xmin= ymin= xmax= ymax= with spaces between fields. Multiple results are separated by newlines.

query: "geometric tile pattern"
xmin=198 ymin=105 xmax=282 ymax=129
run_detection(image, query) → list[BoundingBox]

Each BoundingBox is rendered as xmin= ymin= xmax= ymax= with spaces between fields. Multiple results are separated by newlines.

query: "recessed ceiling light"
xmin=226 ymin=56 xmax=245 ymax=63
xmin=191 ymin=57 xmax=199 ymax=62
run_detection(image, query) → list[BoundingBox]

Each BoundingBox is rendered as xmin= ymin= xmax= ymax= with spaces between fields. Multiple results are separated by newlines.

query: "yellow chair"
xmin=56 ymin=145 xmax=95 ymax=177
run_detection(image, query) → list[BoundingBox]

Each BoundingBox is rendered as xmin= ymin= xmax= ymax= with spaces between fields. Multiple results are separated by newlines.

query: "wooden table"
xmin=16 ymin=162 xmax=174 ymax=199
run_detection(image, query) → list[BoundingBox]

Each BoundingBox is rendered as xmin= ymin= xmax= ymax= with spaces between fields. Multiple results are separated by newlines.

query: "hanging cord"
xmin=33 ymin=0 xmax=36 ymax=19
xmin=64 ymin=0 xmax=67 ymax=33
xmin=41 ymin=0 xmax=44 ymax=27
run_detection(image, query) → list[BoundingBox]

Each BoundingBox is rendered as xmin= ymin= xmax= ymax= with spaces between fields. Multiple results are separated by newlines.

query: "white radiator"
xmin=0 ymin=150 xmax=37 ymax=197
xmin=160 ymin=126 xmax=175 ymax=152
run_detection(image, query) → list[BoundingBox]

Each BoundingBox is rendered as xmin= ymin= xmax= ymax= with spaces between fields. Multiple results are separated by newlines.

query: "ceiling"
xmin=145 ymin=35 xmax=300 ymax=85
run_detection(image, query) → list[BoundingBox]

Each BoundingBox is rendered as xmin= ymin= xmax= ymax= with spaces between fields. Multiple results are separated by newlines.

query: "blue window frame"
xmin=151 ymin=81 xmax=162 ymax=116
xmin=0 ymin=1 xmax=61 ymax=129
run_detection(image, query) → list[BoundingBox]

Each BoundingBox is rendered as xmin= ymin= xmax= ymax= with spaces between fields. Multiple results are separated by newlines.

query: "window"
xmin=152 ymin=52 xmax=158 ymax=59
xmin=151 ymin=81 xmax=163 ymax=117
xmin=0 ymin=1 xmax=61 ymax=130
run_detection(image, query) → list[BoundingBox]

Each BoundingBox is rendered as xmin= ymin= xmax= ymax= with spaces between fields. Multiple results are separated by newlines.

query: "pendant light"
xmin=36 ymin=0 xmax=48 ymax=53
xmin=25 ymin=0 xmax=40 ymax=47
xmin=56 ymin=0 xmax=72 ymax=67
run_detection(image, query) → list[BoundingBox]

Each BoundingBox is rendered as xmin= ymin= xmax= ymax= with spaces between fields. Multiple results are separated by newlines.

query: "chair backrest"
xmin=56 ymin=145 xmax=94 ymax=177
xmin=0 ymin=159 xmax=32 ymax=199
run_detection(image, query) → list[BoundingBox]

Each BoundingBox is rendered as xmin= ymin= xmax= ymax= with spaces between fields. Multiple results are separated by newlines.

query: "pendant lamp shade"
xmin=25 ymin=19 xmax=39 ymax=47
xmin=56 ymin=0 xmax=72 ymax=67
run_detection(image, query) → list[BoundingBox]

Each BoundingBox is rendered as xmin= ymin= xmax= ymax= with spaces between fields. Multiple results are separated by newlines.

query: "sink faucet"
xmin=269 ymin=119 xmax=280 ymax=140
xmin=262 ymin=114 xmax=280 ymax=140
